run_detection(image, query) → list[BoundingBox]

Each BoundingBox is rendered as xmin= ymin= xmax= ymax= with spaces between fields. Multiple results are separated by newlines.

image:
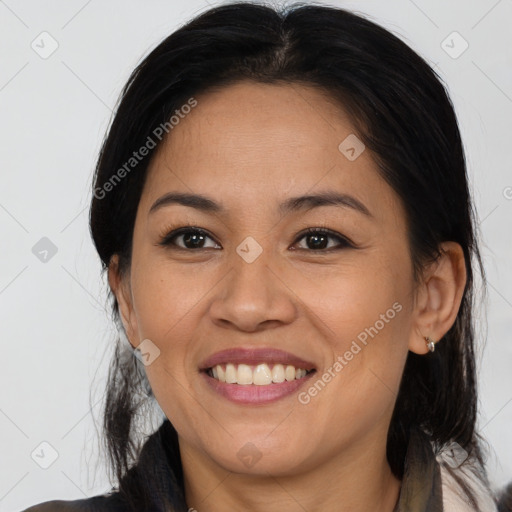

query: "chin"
xmin=203 ymin=432 xmax=315 ymax=476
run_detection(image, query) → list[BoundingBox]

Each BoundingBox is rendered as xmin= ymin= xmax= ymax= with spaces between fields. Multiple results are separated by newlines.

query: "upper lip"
xmin=199 ymin=348 xmax=317 ymax=371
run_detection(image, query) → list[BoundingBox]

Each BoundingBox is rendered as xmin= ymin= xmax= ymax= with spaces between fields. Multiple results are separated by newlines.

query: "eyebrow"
xmin=149 ymin=191 xmax=372 ymax=217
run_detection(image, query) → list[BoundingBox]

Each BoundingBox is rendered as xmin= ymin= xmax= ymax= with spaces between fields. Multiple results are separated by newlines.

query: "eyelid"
xmin=293 ymin=226 xmax=355 ymax=250
xmin=156 ymin=225 xmax=219 ymax=250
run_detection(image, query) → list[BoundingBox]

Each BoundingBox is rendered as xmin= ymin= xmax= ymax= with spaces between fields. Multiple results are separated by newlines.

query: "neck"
xmin=180 ymin=431 xmax=401 ymax=512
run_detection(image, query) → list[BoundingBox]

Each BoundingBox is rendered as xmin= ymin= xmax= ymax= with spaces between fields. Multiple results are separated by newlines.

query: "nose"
xmin=209 ymin=248 xmax=297 ymax=333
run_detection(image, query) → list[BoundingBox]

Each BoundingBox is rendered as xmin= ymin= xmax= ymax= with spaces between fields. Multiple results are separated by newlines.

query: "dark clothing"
xmin=22 ymin=420 xmax=503 ymax=512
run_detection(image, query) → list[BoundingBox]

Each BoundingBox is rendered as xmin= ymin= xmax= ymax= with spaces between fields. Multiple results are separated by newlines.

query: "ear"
xmin=409 ymin=241 xmax=467 ymax=354
xmin=108 ymin=254 xmax=139 ymax=349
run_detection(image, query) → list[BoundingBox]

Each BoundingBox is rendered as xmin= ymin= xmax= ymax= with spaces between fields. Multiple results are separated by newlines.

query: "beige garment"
xmin=437 ymin=447 xmax=498 ymax=512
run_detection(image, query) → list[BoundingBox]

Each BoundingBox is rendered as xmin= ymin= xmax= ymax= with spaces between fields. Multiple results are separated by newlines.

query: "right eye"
xmin=158 ymin=226 xmax=221 ymax=250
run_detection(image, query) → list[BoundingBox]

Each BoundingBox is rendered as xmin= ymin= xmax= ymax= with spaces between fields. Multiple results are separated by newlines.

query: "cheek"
xmin=291 ymin=250 xmax=412 ymax=341
xmin=128 ymin=258 xmax=211 ymax=433
xmin=130 ymin=255 xmax=210 ymax=339
xmin=291 ymin=253 xmax=413 ymax=409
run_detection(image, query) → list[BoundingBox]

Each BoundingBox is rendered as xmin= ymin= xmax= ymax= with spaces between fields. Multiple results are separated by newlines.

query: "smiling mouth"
xmin=204 ymin=363 xmax=316 ymax=386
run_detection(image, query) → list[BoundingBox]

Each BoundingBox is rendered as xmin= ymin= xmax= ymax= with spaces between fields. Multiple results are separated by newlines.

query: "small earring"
xmin=424 ymin=336 xmax=436 ymax=353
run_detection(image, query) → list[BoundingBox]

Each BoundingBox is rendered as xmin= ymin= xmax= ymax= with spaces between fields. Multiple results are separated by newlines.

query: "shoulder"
xmin=21 ymin=492 xmax=125 ymax=512
xmin=21 ymin=420 xmax=183 ymax=512
xmin=435 ymin=446 xmax=499 ymax=512
xmin=497 ymin=482 xmax=512 ymax=512
xmin=22 ymin=500 xmax=85 ymax=512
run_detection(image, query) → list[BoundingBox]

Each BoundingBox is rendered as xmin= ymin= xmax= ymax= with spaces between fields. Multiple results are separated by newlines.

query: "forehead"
xmin=159 ymin=81 xmax=355 ymax=169
xmin=140 ymin=81 xmax=399 ymax=222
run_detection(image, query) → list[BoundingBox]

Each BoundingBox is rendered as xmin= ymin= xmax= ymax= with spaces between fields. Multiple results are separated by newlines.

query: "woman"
xmin=23 ymin=2 xmax=510 ymax=511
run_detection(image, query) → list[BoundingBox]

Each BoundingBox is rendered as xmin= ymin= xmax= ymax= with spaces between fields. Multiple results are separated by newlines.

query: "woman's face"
xmin=114 ymin=81 xmax=422 ymax=477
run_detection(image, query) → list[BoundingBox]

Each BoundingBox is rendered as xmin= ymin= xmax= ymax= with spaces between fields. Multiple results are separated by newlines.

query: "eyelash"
xmin=157 ymin=224 xmax=355 ymax=252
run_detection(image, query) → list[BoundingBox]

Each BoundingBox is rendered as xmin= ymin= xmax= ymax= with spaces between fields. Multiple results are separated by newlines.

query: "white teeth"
xmin=285 ymin=365 xmax=296 ymax=381
xmin=237 ymin=364 xmax=253 ymax=385
xmin=253 ymin=364 xmax=272 ymax=385
xmin=210 ymin=363 xmax=310 ymax=385
xmin=271 ymin=364 xmax=285 ymax=383
xmin=225 ymin=363 xmax=237 ymax=384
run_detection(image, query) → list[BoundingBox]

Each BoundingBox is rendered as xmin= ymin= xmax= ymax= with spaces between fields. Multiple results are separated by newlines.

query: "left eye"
xmin=159 ymin=228 xmax=220 ymax=250
xmin=293 ymin=228 xmax=353 ymax=251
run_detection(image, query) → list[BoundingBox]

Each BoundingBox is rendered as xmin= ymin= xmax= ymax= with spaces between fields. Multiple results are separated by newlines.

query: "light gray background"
xmin=1 ymin=0 xmax=511 ymax=510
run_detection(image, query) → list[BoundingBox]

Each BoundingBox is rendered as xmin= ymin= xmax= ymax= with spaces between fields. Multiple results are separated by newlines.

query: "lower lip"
xmin=201 ymin=371 xmax=315 ymax=405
